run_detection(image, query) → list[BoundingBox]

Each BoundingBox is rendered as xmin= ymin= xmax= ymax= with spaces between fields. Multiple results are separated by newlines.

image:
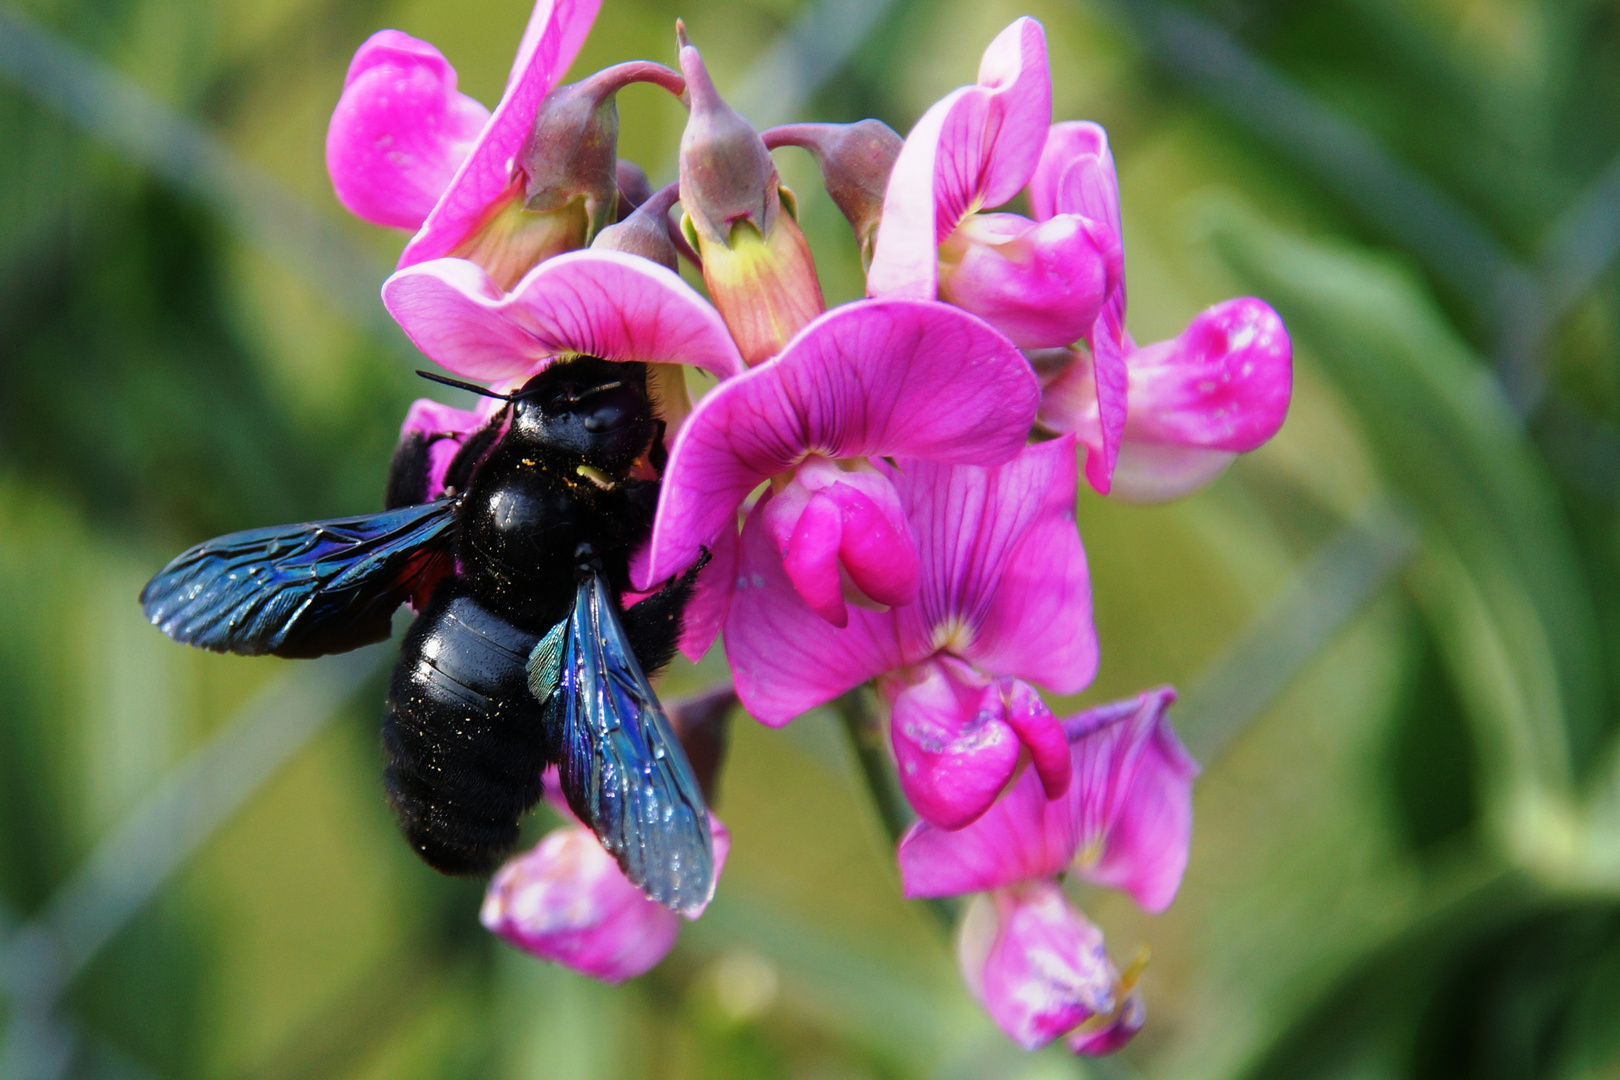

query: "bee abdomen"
xmin=383 ymin=590 xmax=549 ymax=876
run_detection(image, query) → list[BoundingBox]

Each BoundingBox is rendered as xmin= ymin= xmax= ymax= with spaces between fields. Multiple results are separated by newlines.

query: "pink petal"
xmin=1036 ymin=323 xmax=1128 ymax=495
xmin=997 ymin=677 xmax=1070 ymax=798
xmin=481 ymin=824 xmax=679 ymax=983
xmin=1068 ymin=992 xmax=1145 ymax=1056
xmin=780 ymin=491 xmax=849 ymax=626
xmin=937 ymin=213 xmax=1112 ymax=349
xmin=1109 ymin=443 xmax=1237 ymax=503
xmin=959 ymin=884 xmax=1116 ymax=1051
xmin=676 ymin=522 xmax=736 ymax=662
xmin=759 ymin=459 xmax=921 ymax=624
xmin=901 ymin=437 xmax=1097 ymax=694
xmin=1076 ymin=690 xmax=1198 ymax=913
xmin=382 ymin=250 xmax=746 ymax=383
xmin=867 ymin=18 xmax=1052 ymax=298
xmin=899 ymin=687 xmax=1192 ymax=907
xmin=1029 ymin=121 xmax=1120 ymax=238
xmin=326 ymin=31 xmax=492 ymax=231
xmin=886 ymin=659 xmax=1022 ymax=829
xmin=643 ymin=298 xmax=1037 ymax=587
xmin=481 ymin=816 xmax=731 ymax=984
xmin=399 ymin=0 xmax=602 ymax=267
xmin=727 ymin=499 xmax=910 ymax=726
xmin=1122 ymin=297 xmax=1293 ymax=454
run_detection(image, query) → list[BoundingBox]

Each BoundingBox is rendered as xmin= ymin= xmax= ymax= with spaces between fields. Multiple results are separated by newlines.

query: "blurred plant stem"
xmin=831 ymin=688 xmax=958 ymax=934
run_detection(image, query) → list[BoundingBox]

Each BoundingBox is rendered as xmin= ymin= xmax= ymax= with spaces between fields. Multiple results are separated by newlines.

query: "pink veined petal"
xmin=675 ymin=521 xmax=736 ymax=663
xmin=1085 ymin=300 xmax=1129 ymax=494
xmin=726 ymin=499 xmax=911 ymax=726
xmin=382 ymin=249 xmax=746 ymax=383
xmin=327 ymin=31 xmax=491 ymax=231
xmin=1078 ymin=691 xmax=1198 ymax=913
xmin=998 ymin=677 xmax=1071 ymax=798
xmin=1029 ymin=121 xmax=1120 ymax=238
xmin=866 ymin=17 xmax=1052 ymax=298
xmin=899 ymin=753 xmax=1077 ymax=898
xmin=899 ymin=687 xmax=1190 ymax=903
xmin=1122 ymin=297 xmax=1293 ymax=453
xmin=399 ymin=0 xmax=602 ymax=267
xmin=937 ymin=213 xmax=1111 ymax=349
xmin=893 ymin=437 xmax=1097 ymax=694
xmin=886 ymin=659 xmax=1022 ymax=829
xmin=643 ymin=298 xmax=1036 ymax=587
xmin=962 ymin=885 xmax=1116 ymax=1051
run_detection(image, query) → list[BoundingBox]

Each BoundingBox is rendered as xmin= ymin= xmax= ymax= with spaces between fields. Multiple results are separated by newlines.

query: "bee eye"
xmin=583 ymin=398 xmax=631 ymax=433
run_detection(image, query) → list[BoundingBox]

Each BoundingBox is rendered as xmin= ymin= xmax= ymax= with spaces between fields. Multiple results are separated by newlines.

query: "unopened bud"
xmin=593 ymin=182 xmax=681 ymax=271
xmin=615 ymin=159 xmax=654 ymax=220
xmin=764 ymin=120 xmax=901 ymax=265
xmin=676 ymin=22 xmax=778 ymax=245
xmin=675 ymin=23 xmax=824 ymax=362
xmin=521 ymin=61 xmax=685 ymax=241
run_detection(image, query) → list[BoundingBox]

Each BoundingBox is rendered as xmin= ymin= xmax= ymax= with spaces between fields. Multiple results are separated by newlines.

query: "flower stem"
xmin=832 ymin=687 xmax=959 ymax=934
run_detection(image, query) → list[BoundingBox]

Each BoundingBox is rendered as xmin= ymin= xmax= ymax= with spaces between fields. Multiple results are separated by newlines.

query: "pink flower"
xmin=1039 ymin=297 xmax=1293 ymax=502
xmin=640 ymin=298 xmax=1040 ymax=633
xmin=868 ymin=18 xmax=1118 ymax=353
xmin=482 ymin=813 xmax=731 ymax=984
xmin=327 ymin=0 xmax=599 ymax=241
xmin=725 ymin=438 xmax=1096 ymax=827
xmin=898 ymin=688 xmax=1197 ymax=912
xmin=957 ymin=882 xmax=1146 ymax=1053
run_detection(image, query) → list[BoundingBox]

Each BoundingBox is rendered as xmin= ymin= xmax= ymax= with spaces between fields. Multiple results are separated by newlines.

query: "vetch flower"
xmin=328 ymin=0 xmax=689 ymax=290
xmin=676 ymin=26 xmax=825 ymax=365
xmin=640 ymin=299 xmax=1041 ymax=634
xmin=482 ymin=785 xmax=732 ymax=984
xmin=1038 ymin=296 xmax=1294 ymax=502
xmin=957 ymin=882 xmax=1146 ymax=1053
xmin=866 ymin=18 xmax=1116 ymax=354
xmin=898 ymin=688 xmax=1196 ymax=911
xmin=383 ymin=248 xmax=745 ymax=434
xmin=724 ymin=438 xmax=1095 ymax=827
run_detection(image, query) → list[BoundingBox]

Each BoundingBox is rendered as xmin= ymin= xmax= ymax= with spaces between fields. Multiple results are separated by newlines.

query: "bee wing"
xmin=533 ymin=572 xmax=715 ymax=914
xmin=141 ymin=498 xmax=459 ymax=658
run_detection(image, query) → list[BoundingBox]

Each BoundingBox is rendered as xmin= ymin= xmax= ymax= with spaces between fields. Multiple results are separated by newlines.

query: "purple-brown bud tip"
xmin=764 ymin=120 xmax=901 ymax=262
xmin=521 ymin=61 xmax=685 ymax=242
xmin=615 ymin=159 xmax=654 ymax=220
xmin=592 ymin=182 xmax=682 ymax=271
xmin=676 ymin=25 xmax=779 ymax=247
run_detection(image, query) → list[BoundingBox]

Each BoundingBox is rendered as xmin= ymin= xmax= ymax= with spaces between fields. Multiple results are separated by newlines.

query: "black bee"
xmin=139 ymin=358 xmax=714 ymax=913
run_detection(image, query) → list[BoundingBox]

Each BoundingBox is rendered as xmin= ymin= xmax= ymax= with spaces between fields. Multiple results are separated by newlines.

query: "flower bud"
xmin=615 ymin=159 xmax=654 ymax=219
xmin=451 ymin=62 xmax=684 ymax=290
xmin=958 ymin=883 xmax=1143 ymax=1054
xmin=592 ymin=182 xmax=682 ymax=271
xmin=676 ymin=23 xmax=824 ymax=363
xmin=763 ymin=120 xmax=902 ymax=266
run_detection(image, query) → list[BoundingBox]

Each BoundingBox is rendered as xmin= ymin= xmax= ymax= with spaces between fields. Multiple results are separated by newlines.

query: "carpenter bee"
xmin=140 ymin=358 xmax=714 ymax=913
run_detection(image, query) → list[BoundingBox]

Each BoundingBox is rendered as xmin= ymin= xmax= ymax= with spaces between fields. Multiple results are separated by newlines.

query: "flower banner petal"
xmin=383 ymin=249 xmax=746 ymax=383
xmin=327 ymin=31 xmax=491 ymax=230
xmin=399 ymin=0 xmax=602 ymax=267
xmin=644 ymin=298 xmax=1037 ymax=586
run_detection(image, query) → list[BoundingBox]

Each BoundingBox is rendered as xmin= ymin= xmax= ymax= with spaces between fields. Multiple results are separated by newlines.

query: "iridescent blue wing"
xmin=140 ymin=499 xmax=458 ymax=658
xmin=529 ymin=572 xmax=714 ymax=914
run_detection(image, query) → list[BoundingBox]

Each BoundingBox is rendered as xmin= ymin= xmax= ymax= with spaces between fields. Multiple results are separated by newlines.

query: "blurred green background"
xmin=4 ymin=0 xmax=1620 ymax=1077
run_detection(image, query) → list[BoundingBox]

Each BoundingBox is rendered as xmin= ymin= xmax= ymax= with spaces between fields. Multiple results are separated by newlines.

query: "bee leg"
xmin=439 ymin=413 xmax=507 ymax=494
xmin=621 ymin=549 xmax=712 ymax=675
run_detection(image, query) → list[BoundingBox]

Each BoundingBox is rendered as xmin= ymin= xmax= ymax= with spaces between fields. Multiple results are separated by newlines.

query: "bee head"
xmin=508 ymin=357 xmax=656 ymax=470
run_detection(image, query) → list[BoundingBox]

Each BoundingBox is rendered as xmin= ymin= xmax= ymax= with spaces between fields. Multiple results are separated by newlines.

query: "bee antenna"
xmin=415 ymin=370 xmax=514 ymax=401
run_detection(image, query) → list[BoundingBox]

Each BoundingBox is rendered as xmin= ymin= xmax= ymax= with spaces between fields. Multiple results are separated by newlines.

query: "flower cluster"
xmin=327 ymin=0 xmax=1290 ymax=1053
